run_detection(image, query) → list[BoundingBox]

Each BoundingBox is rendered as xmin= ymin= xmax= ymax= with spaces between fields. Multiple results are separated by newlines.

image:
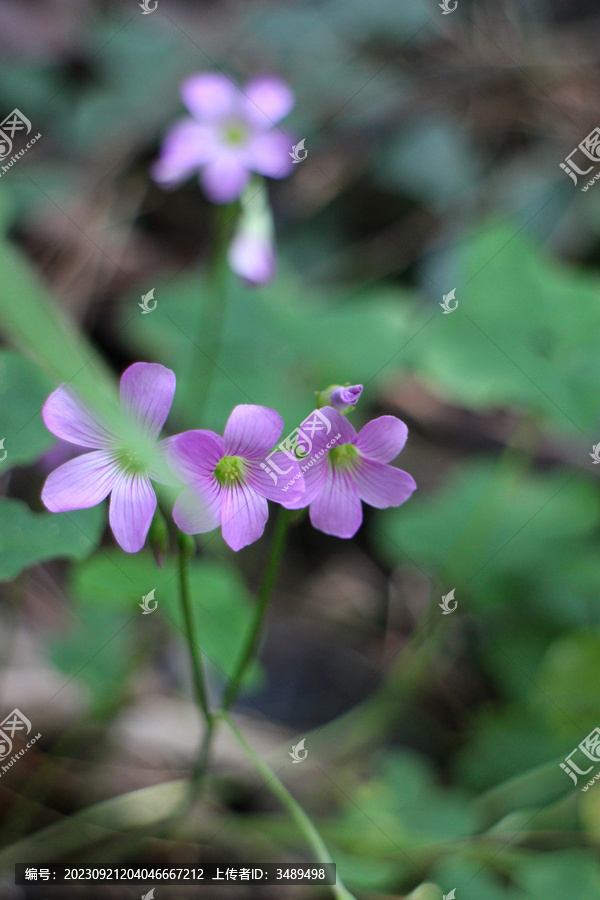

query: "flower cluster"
xmin=153 ymin=71 xmax=296 ymax=286
xmin=41 ymin=364 xmax=416 ymax=552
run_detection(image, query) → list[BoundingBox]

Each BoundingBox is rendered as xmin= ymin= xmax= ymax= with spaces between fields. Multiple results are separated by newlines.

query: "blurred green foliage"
xmin=0 ymin=1 xmax=600 ymax=897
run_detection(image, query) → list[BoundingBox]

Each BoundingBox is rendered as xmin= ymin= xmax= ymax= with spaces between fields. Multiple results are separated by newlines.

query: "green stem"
xmin=177 ymin=537 xmax=212 ymax=727
xmin=186 ymin=203 xmax=238 ymax=421
xmin=224 ymin=714 xmax=357 ymax=900
xmin=223 ymin=507 xmax=291 ymax=711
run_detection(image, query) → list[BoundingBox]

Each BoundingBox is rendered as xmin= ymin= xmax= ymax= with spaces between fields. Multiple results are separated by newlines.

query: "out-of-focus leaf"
xmin=0 ymin=350 xmax=54 ymax=468
xmin=0 ymin=499 xmax=104 ymax=581
xmin=414 ymin=222 xmax=600 ymax=434
xmin=70 ymin=550 xmax=259 ymax=683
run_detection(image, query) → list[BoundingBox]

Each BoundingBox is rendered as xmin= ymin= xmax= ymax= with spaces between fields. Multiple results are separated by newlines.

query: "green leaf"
xmin=71 ymin=550 xmax=259 ymax=683
xmin=121 ymin=268 xmax=418 ymax=432
xmin=0 ymin=499 xmax=105 ymax=581
xmin=0 ymin=350 xmax=54 ymax=469
xmin=414 ymin=221 xmax=600 ymax=433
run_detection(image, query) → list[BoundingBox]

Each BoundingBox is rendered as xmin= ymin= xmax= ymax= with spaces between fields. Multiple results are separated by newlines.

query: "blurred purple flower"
xmin=228 ymin=230 xmax=276 ymax=286
xmin=168 ymin=405 xmax=304 ymax=551
xmin=330 ymin=384 xmax=363 ymax=411
xmin=41 ymin=363 xmax=176 ymax=553
xmin=287 ymin=407 xmax=416 ymax=539
xmin=152 ymin=72 xmax=295 ymax=204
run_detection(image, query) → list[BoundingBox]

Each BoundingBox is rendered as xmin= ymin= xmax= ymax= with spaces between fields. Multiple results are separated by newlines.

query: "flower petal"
xmin=42 ymin=451 xmax=119 ymax=512
xmin=120 ymin=363 xmax=176 ymax=441
xmin=151 ymin=119 xmax=219 ymax=186
xmin=281 ymin=455 xmax=328 ymax=509
xmin=355 ymin=416 xmax=409 ymax=463
xmin=244 ymin=130 xmax=295 ymax=178
xmin=227 ymin=232 xmax=276 ymax=286
xmin=223 ymin=405 xmax=283 ymax=459
xmin=42 ymin=387 xmax=115 ymax=449
xmin=181 ymin=73 xmax=239 ymax=121
xmin=109 ymin=473 xmax=156 ymax=553
xmin=297 ymin=406 xmax=356 ymax=457
xmin=199 ymin=156 xmax=250 ymax=204
xmin=167 ymin=430 xmax=224 ymax=486
xmin=242 ymin=76 xmax=295 ymax=127
xmin=353 ymin=459 xmax=416 ymax=509
xmin=246 ymin=452 xmax=305 ymax=506
xmin=309 ymin=467 xmax=363 ymax=539
xmin=221 ymin=483 xmax=269 ymax=551
xmin=173 ymin=485 xmax=222 ymax=535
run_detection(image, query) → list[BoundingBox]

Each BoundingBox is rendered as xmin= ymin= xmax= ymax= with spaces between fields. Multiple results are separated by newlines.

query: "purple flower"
xmin=168 ymin=405 xmax=304 ymax=551
xmin=288 ymin=407 xmax=416 ymax=539
xmin=228 ymin=230 xmax=276 ymax=286
xmin=330 ymin=384 xmax=363 ymax=411
xmin=152 ymin=72 xmax=296 ymax=204
xmin=41 ymin=363 xmax=176 ymax=553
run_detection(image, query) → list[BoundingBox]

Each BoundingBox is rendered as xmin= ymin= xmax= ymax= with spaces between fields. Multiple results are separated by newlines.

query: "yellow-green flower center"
xmin=115 ymin=449 xmax=148 ymax=476
xmin=328 ymin=443 xmax=360 ymax=470
xmin=214 ymin=455 xmax=246 ymax=486
xmin=223 ymin=121 xmax=247 ymax=146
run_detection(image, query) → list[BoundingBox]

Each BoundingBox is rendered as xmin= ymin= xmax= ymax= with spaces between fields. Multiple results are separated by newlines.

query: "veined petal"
xmin=181 ymin=73 xmax=240 ymax=121
xmin=353 ymin=460 xmax=416 ymax=509
xmin=151 ymin=119 xmax=219 ymax=186
xmin=297 ymin=406 xmax=355 ymax=457
xmin=242 ymin=76 xmax=295 ymax=127
xmin=223 ymin=405 xmax=283 ymax=459
xmin=221 ymin=484 xmax=268 ymax=551
xmin=309 ymin=467 xmax=363 ymax=539
xmin=281 ymin=455 xmax=327 ymax=509
xmin=42 ymin=451 xmax=119 ymax=512
xmin=109 ymin=473 xmax=156 ymax=553
xmin=120 ymin=363 xmax=176 ymax=440
xmin=173 ymin=484 xmax=222 ymax=535
xmin=356 ymin=416 xmax=408 ymax=463
xmin=200 ymin=156 xmax=250 ymax=204
xmin=246 ymin=452 xmax=305 ymax=506
xmin=42 ymin=387 xmax=115 ymax=449
xmin=167 ymin=430 xmax=224 ymax=487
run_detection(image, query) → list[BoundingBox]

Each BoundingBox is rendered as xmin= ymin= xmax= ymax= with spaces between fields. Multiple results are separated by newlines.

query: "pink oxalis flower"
xmin=168 ymin=405 xmax=304 ymax=551
xmin=152 ymin=73 xmax=296 ymax=203
xmin=41 ymin=363 xmax=176 ymax=553
xmin=288 ymin=407 xmax=416 ymax=539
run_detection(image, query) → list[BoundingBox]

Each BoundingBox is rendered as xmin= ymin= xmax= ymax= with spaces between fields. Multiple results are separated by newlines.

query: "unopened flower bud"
xmin=315 ymin=383 xmax=363 ymax=413
xmin=227 ymin=178 xmax=276 ymax=286
xmin=176 ymin=529 xmax=196 ymax=561
xmin=148 ymin=507 xmax=169 ymax=568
